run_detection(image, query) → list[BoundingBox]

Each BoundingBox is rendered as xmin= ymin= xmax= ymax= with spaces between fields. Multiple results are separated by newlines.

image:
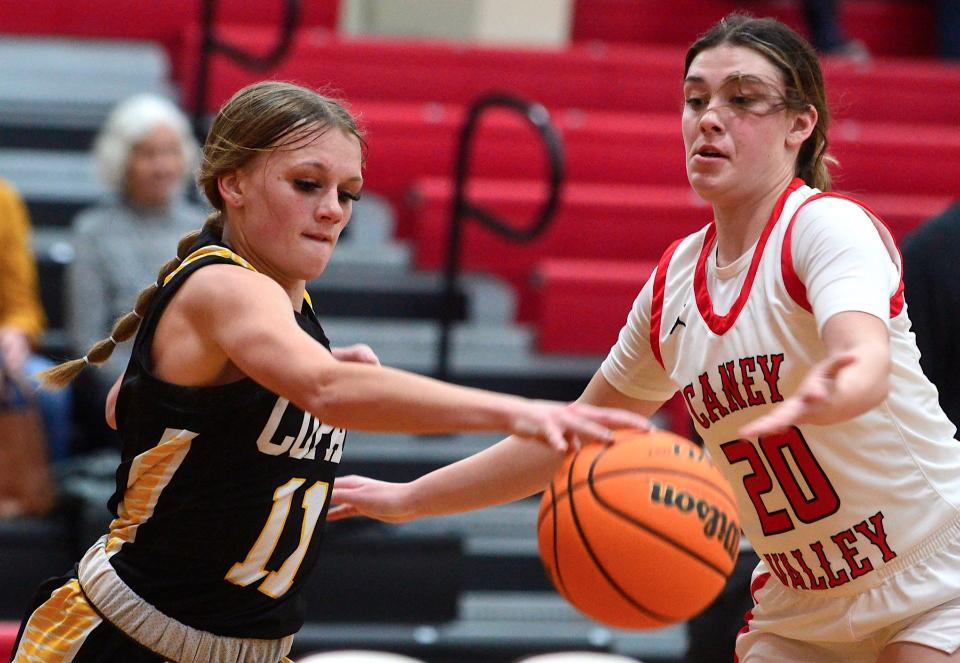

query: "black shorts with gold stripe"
xmin=11 ymin=571 xmax=163 ymax=662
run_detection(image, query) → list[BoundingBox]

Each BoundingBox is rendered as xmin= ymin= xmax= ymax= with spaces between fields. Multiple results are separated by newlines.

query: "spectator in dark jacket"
xmin=902 ymin=200 xmax=960 ymax=437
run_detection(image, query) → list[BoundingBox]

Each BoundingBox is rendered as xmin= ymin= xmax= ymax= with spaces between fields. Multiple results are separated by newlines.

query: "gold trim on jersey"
xmin=14 ymin=580 xmax=102 ymax=661
xmin=165 ymin=244 xmax=314 ymax=308
xmin=106 ymin=428 xmax=197 ymax=555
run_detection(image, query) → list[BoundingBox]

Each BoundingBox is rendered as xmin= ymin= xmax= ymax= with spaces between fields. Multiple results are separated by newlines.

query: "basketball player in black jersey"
xmin=10 ymin=81 xmax=651 ymax=663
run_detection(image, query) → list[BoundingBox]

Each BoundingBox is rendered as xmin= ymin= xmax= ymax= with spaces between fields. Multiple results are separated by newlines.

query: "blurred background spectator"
xmin=0 ymin=177 xmax=72 ymax=464
xmin=902 ymin=199 xmax=960 ymax=438
xmin=67 ymin=94 xmax=207 ymax=405
xmin=800 ymin=0 xmax=868 ymax=59
xmin=932 ymin=0 xmax=960 ymax=59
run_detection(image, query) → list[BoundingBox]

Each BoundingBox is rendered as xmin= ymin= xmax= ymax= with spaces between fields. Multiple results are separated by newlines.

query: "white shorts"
xmin=736 ymin=515 xmax=960 ymax=663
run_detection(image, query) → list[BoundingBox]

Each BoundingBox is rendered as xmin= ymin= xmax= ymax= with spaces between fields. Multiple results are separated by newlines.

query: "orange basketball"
xmin=537 ymin=429 xmax=741 ymax=630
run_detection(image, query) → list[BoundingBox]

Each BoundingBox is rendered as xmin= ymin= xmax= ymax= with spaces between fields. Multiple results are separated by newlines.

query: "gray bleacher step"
xmin=394 ymin=500 xmax=549 ymax=592
xmin=309 ymin=268 xmax=516 ymax=323
xmin=0 ymin=149 xmax=103 ymax=205
xmin=0 ymin=116 xmax=98 ymax=151
xmin=342 ymin=433 xmax=549 ymax=590
xmin=344 ymin=430 xmax=503 ymax=462
xmin=291 ymin=593 xmax=687 ymax=661
xmin=0 ymin=36 xmax=174 ymax=126
xmin=321 ymin=318 xmax=601 ymax=376
xmin=0 ymin=149 xmax=103 ymax=227
xmin=322 ymin=242 xmax=412 ymax=271
xmin=337 ymin=430 xmax=502 ymax=483
xmin=458 ymin=592 xmax=688 ymax=659
xmin=397 ymin=501 xmax=540 ymax=542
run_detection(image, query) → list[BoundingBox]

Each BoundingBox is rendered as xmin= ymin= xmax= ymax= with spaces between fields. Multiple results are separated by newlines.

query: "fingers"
xmin=739 ymin=353 xmax=855 ymax=438
xmin=326 ymin=504 xmax=359 ymax=521
xmin=333 ymin=344 xmax=381 ymax=366
xmin=561 ymin=413 xmax=614 ymax=446
xmin=739 ymin=397 xmax=806 ymax=438
xmin=0 ymin=330 xmax=28 ymax=374
xmin=518 ymin=402 xmax=657 ymax=453
xmin=541 ymin=420 xmax=571 ymax=453
xmin=329 ymin=476 xmax=363 ymax=511
xmin=739 ymin=413 xmax=784 ymax=439
xmin=823 ymin=353 xmax=856 ymax=378
xmin=333 ymin=474 xmax=365 ymax=489
xmin=571 ymin=403 xmax=655 ymax=433
xmin=354 ymin=344 xmax=381 ymax=366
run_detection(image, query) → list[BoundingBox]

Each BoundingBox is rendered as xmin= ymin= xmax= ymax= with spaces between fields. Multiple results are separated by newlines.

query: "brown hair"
xmin=41 ymin=81 xmax=364 ymax=388
xmin=684 ymin=13 xmax=834 ymax=191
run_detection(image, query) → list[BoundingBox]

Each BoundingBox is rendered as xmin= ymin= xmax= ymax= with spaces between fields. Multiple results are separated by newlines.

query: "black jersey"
xmin=107 ymin=234 xmax=346 ymax=639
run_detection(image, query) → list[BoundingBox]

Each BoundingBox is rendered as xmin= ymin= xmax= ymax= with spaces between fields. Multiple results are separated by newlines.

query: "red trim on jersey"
xmin=734 ymin=617 xmax=749 ymax=663
xmin=750 ymin=571 xmax=771 ymax=601
xmin=780 ymin=192 xmax=906 ymax=318
xmin=733 ymin=571 xmax=771 ymax=663
xmin=694 ymin=178 xmax=804 ymax=336
xmin=649 ymin=238 xmax=684 ymax=368
xmin=780 ymin=192 xmax=831 ymax=313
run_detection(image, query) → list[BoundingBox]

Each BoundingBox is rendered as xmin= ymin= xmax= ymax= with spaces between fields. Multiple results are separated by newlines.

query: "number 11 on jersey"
xmin=226 ymin=477 xmax=330 ymax=598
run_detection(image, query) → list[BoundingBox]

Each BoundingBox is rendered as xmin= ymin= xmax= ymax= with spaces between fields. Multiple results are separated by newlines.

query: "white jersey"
xmin=602 ymin=178 xmax=960 ymax=596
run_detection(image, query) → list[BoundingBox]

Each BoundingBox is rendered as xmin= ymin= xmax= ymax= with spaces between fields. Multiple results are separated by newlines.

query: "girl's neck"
xmin=221 ymin=221 xmax=306 ymax=310
xmin=711 ymin=175 xmax=794 ymax=267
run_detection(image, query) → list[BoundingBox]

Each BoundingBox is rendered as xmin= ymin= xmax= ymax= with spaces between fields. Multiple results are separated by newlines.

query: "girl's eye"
xmin=731 ymin=95 xmax=756 ymax=108
xmin=685 ymin=97 xmax=706 ymax=110
xmin=339 ymin=190 xmax=361 ymax=203
xmin=294 ymin=179 xmax=318 ymax=192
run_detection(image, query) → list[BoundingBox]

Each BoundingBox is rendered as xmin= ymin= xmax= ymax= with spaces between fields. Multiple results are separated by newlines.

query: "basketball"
xmin=537 ymin=429 xmax=740 ymax=630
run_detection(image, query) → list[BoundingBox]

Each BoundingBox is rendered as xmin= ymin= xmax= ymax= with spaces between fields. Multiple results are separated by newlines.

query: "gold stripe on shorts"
xmin=14 ymin=579 xmax=102 ymax=662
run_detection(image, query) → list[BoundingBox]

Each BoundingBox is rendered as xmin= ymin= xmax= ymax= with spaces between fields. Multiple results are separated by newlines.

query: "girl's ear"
xmin=787 ymin=104 xmax=818 ymax=149
xmin=218 ymin=170 xmax=244 ymax=209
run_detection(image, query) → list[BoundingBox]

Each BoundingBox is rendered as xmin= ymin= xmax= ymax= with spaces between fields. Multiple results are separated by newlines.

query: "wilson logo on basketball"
xmin=649 ymin=480 xmax=740 ymax=560
xmin=650 ymin=442 xmax=709 ymax=463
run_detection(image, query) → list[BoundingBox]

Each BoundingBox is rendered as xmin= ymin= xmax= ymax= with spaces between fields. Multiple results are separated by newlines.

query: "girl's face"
xmin=682 ymin=44 xmax=813 ymax=207
xmin=222 ymin=127 xmax=363 ymax=288
xmin=126 ymin=125 xmax=187 ymax=207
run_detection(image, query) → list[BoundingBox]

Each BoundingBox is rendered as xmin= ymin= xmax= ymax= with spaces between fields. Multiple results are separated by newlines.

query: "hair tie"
xmin=108 ymin=336 xmax=119 ymax=345
xmin=82 ymin=355 xmax=91 ymax=366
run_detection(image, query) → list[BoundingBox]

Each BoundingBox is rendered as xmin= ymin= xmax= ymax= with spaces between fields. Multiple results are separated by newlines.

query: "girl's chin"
xmin=284 ymin=257 xmax=331 ymax=284
xmin=688 ymin=174 xmax=728 ymax=200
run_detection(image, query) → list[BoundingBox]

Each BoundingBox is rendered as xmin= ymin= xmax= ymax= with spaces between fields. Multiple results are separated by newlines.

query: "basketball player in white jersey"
xmin=329 ymin=15 xmax=960 ymax=663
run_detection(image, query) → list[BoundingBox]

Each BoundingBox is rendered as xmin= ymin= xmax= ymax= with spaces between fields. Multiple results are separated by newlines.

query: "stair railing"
xmin=191 ymin=0 xmax=301 ymax=140
xmin=436 ymin=92 xmax=565 ymax=379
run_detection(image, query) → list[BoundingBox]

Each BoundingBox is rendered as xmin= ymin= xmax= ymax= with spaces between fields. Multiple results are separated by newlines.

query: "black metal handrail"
xmin=192 ymin=0 xmax=302 ymax=140
xmin=436 ymin=92 xmax=565 ymax=379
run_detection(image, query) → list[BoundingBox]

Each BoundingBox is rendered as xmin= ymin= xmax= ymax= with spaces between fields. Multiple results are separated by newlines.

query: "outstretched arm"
xmin=329 ymin=371 xmax=664 ymax=522
xmin=740 ymin=310 xmax=890 ymax=438
xmin=165 ymin=265 xmax=651 ymax=451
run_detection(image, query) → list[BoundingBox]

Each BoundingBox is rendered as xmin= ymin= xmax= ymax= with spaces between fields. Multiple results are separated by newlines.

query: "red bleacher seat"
xmin=0 ymin=1 xmax=338 ymax=42
xmin=408 ymin=177 xmax=951 ymax=320
xmin=571 ymin=0 xmax=936 ymax=58
xmin=536 ymin=258 xmax=654 ymax=354
xmin=535 ymin=257 xmax=693 ymax=435
xmin=0 ymin=621 xmax=18 ymax=660
xmin=0 ymin=1 xmax=338 ymax=81
xmin=180 ymin=26 xmax=960 ymax=127
xmin=353 ymin=102 xmax=960 ymax=226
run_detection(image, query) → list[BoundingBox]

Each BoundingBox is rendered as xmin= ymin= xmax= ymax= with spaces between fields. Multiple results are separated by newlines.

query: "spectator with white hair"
xmin=67 ymin=94 xmax=208 ymax=401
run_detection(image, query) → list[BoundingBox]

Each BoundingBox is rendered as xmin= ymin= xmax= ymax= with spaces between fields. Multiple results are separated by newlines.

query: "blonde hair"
xmin=685 ymin=13 xmax=835 ymax=191
xmin=41 ymin=82 xmax=364 ymax=389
